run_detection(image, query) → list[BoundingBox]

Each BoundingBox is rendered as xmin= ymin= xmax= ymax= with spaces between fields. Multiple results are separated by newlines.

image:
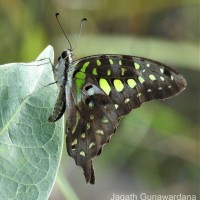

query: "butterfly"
xmin=48 ymin=14 xmax=187 ymax=184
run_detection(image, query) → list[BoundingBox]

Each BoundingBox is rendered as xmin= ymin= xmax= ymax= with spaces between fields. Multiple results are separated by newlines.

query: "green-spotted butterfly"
xmin=48 ymin=14 xmax=187 ymax=184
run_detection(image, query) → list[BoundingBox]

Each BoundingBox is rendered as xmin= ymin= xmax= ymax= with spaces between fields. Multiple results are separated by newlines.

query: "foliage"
xmin=0 ymin=46 xmax=63 ymax=199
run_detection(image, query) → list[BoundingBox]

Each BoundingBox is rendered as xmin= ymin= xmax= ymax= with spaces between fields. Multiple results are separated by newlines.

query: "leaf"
xmin=0 ymin=46 xmax=63 ymax=200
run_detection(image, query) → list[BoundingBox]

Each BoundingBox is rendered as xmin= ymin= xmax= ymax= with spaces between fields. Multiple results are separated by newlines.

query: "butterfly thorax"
xmin=54 ymin=49 xmax=74 ymax=87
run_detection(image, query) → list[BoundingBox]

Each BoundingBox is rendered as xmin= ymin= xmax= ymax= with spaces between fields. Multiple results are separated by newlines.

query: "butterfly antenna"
xmin=55 ymin=13 xmax=73 ymax=50
xmin=72 ymin=18 xmax=87 ymax=51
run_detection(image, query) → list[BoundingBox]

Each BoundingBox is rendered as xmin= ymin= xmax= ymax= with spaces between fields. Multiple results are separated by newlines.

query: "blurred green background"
xmin=0 ymin=0 xmax=199 ymax=199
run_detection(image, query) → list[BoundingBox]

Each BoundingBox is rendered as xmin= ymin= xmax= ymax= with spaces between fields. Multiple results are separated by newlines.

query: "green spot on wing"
xmin=109 ymin=59 xmax=114 ymax=65
xmin=75 ymin=72 xmax=86 ymax=101
xmin=127 ymin=79 xmax=136 ymax=88
xmin=75 ymin=72 xmax=86 ymax=90
xmin=114 ymin=79 xmax=124 ymax=92
xmin=81 ymin=61 xmax=90 ymax=72
xmin=149 ymin=74 xmax=156 ymax=81
xmin=121 ymin=68 xmax=126 ymax=76
xmin=96 ymin=59 xmax=101 ymax=66
xmin=107 ymin=69 xmax=111 ymax=76
xmin=75 ymin=71 xmax=86 ymax=79
xmin=134 ymin=62 xmax=140 ymax=69
xmin=92 ymin=68 xmax=98 ymax=75
xmin=99 ymin=78 xmax=111 ymax=95
xmin=138 ymin=76 xmax=145 ymax=84
xmin=76 ymin=79 xmax=84 ymax=89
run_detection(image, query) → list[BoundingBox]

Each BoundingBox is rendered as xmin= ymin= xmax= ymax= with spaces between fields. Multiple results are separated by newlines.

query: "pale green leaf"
xmin=0 ymin=46 xmax=63 ymax=200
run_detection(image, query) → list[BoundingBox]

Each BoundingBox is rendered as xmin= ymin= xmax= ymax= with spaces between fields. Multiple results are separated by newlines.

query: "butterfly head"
xmin=58 ymin=49 xmax=73 ymax=64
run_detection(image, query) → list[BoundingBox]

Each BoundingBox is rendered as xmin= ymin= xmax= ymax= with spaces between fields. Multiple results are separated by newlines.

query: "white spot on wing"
xmin=115 ymin=104 xmax=119 ymax=109
xmin=80 ymin=151 xmax=86 ymax=156
xmin=89 ymin=142 xmax=95 ymax=149
xmin=124 ymin=98 xmax=130 ymax=103
xmin=160 ymin=76 xmax=165 ymax=81
xmin=147 ymin=89 xmax=152 ymax=92
xmin=96 ymin=129 xmax=104 ymax=135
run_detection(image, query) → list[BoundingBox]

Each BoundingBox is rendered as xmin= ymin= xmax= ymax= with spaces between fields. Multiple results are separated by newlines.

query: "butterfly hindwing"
xmin=66 ymin=74 xmax=119 ymax=184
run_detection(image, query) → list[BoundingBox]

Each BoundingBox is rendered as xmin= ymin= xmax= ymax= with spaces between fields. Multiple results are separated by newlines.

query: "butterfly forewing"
xmin=74 ymin=55 xmax=186 ymax=116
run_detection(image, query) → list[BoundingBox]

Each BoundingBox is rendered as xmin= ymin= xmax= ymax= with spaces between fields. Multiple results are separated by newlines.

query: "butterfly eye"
xmin=61 ymin=50 xmax=68 ymax=59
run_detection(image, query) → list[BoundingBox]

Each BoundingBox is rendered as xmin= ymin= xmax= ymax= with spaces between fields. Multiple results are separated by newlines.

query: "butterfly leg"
xmin=48 ymin=86 xmax=66 ymax=122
